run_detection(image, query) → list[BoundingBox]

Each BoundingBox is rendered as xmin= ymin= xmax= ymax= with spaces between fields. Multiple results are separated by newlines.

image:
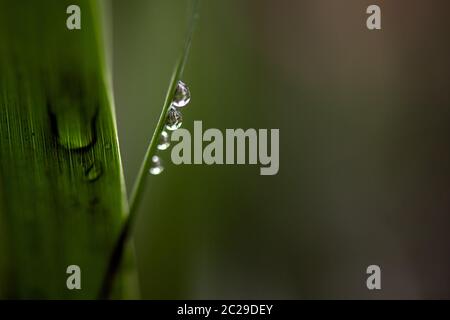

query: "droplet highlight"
xmin=157 ymin=130 xmax=170 ymax=150
xmin=149 ymin=155 xmax=164 ymax=175
xmin=165 ymin=107 xmax=183 ymax=131
xmin=172 ymin=80 xmax=191 ymax=108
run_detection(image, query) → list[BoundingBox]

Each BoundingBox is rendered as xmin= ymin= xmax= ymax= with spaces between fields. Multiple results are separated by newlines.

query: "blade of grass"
xmin=99 ymin=0 xmax=201 ymax=299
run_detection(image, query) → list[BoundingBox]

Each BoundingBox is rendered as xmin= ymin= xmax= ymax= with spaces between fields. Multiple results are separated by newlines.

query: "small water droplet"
xmin=105 ymin=143 xmax=111 ymax=150
xmin=85 ymin=161 xmax=103 ymax=182
xmin=157 ymin=130 xmax=170 ymax=150
xmin=165 ymin=107 xmax=183 ymax=131
xmin=172 ymin=80 xmax=191 ymax=108
xmin=149 ymin=155 xmax=164 ymax=175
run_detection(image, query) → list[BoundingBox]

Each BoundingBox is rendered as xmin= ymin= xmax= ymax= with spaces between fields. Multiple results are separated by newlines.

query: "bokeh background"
xmin=112 ymin=0 xmax=450 ymax=299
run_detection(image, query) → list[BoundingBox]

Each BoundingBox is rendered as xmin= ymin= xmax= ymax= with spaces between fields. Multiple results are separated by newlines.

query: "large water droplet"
xmin=149 ymin=155 xmax=164 ymax=175
xmin=172 ymin=80 xmax=191 ymax=108
xmin=49 ymin=109 xmax=96 ymax=151
xmin=165 ymin=107 xmax=183 ymax=131
xmin=47 ymin=72 xmax=98 ymax=151
xmin=85 ymin=161 xmax=103 ymax=182
xmin=157 ymin=130 xmax=170 ymax=150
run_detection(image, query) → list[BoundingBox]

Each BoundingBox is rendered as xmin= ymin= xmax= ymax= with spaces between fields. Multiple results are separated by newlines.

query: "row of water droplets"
xmin=149 ymin=80 xmax=191 ymax=175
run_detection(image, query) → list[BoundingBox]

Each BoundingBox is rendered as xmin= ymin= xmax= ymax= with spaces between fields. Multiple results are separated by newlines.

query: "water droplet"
xmin=149 ymin=155 xmax=164 ymax=175
xmin=172 ymin=80 xmax=191 ymax=108
xmin=165 ymin=107 xmax=183 ymax=131
xmin=157 ymin=130 xmax=170 ymax=150
xmin=85 ymin=161 xmax=103 ymax=182
xmin=47 ymin=72 xmax=98 ymax=151
xmin=49 ymin=109 xmax=96 ymax=151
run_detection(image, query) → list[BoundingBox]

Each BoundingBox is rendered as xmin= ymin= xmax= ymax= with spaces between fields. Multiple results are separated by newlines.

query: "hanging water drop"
xmin=172 ymin=80 xmax=191 ymax=108
xmin=157 ymin=130 xmax=170 ymax=150
xmin=165 ymin=106 xmax=183 ymax=131
xmin=149 ymin=155 xmax=164 ymax=175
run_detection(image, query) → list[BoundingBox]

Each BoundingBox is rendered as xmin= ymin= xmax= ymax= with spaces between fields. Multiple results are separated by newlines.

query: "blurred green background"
xmin=112 ymin=0 xmax=450 ymax=299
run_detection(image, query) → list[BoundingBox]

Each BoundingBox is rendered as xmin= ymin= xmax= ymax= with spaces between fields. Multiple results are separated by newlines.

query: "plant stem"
xmin=99 ymin=0 xmax=200 ymax=299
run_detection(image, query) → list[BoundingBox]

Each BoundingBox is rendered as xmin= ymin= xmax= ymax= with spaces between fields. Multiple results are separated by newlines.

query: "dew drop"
xmin=165 ymin=107 xmax=183 ymax=131
xmin=149 ymin=155 xmax=164 ymax=175
xmin=157 ymin=130 xmax=170 ymax=150
xmin=172 ymin=80 xmax=191 ymax=108
xmin=85 ymin=161 xmax=103 ymax=182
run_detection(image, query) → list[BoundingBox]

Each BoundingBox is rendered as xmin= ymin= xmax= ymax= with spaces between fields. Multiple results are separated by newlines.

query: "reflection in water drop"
xmin=172 ymin=80 xmax=191 ymax=108
xmin=85 ymin=161 xmax=103 ymax=182
xmin=149 ymin=155 xmax=164 ymax=175
xmin=157 ymin=130 xmax=170 ymax=150
xmin=165 ymin=107 xmax=183 ymax=131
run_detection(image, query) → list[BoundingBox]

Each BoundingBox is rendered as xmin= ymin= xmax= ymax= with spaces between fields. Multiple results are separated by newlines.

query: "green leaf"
xmin=0 ymin=0 xmax=133 ymax=298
